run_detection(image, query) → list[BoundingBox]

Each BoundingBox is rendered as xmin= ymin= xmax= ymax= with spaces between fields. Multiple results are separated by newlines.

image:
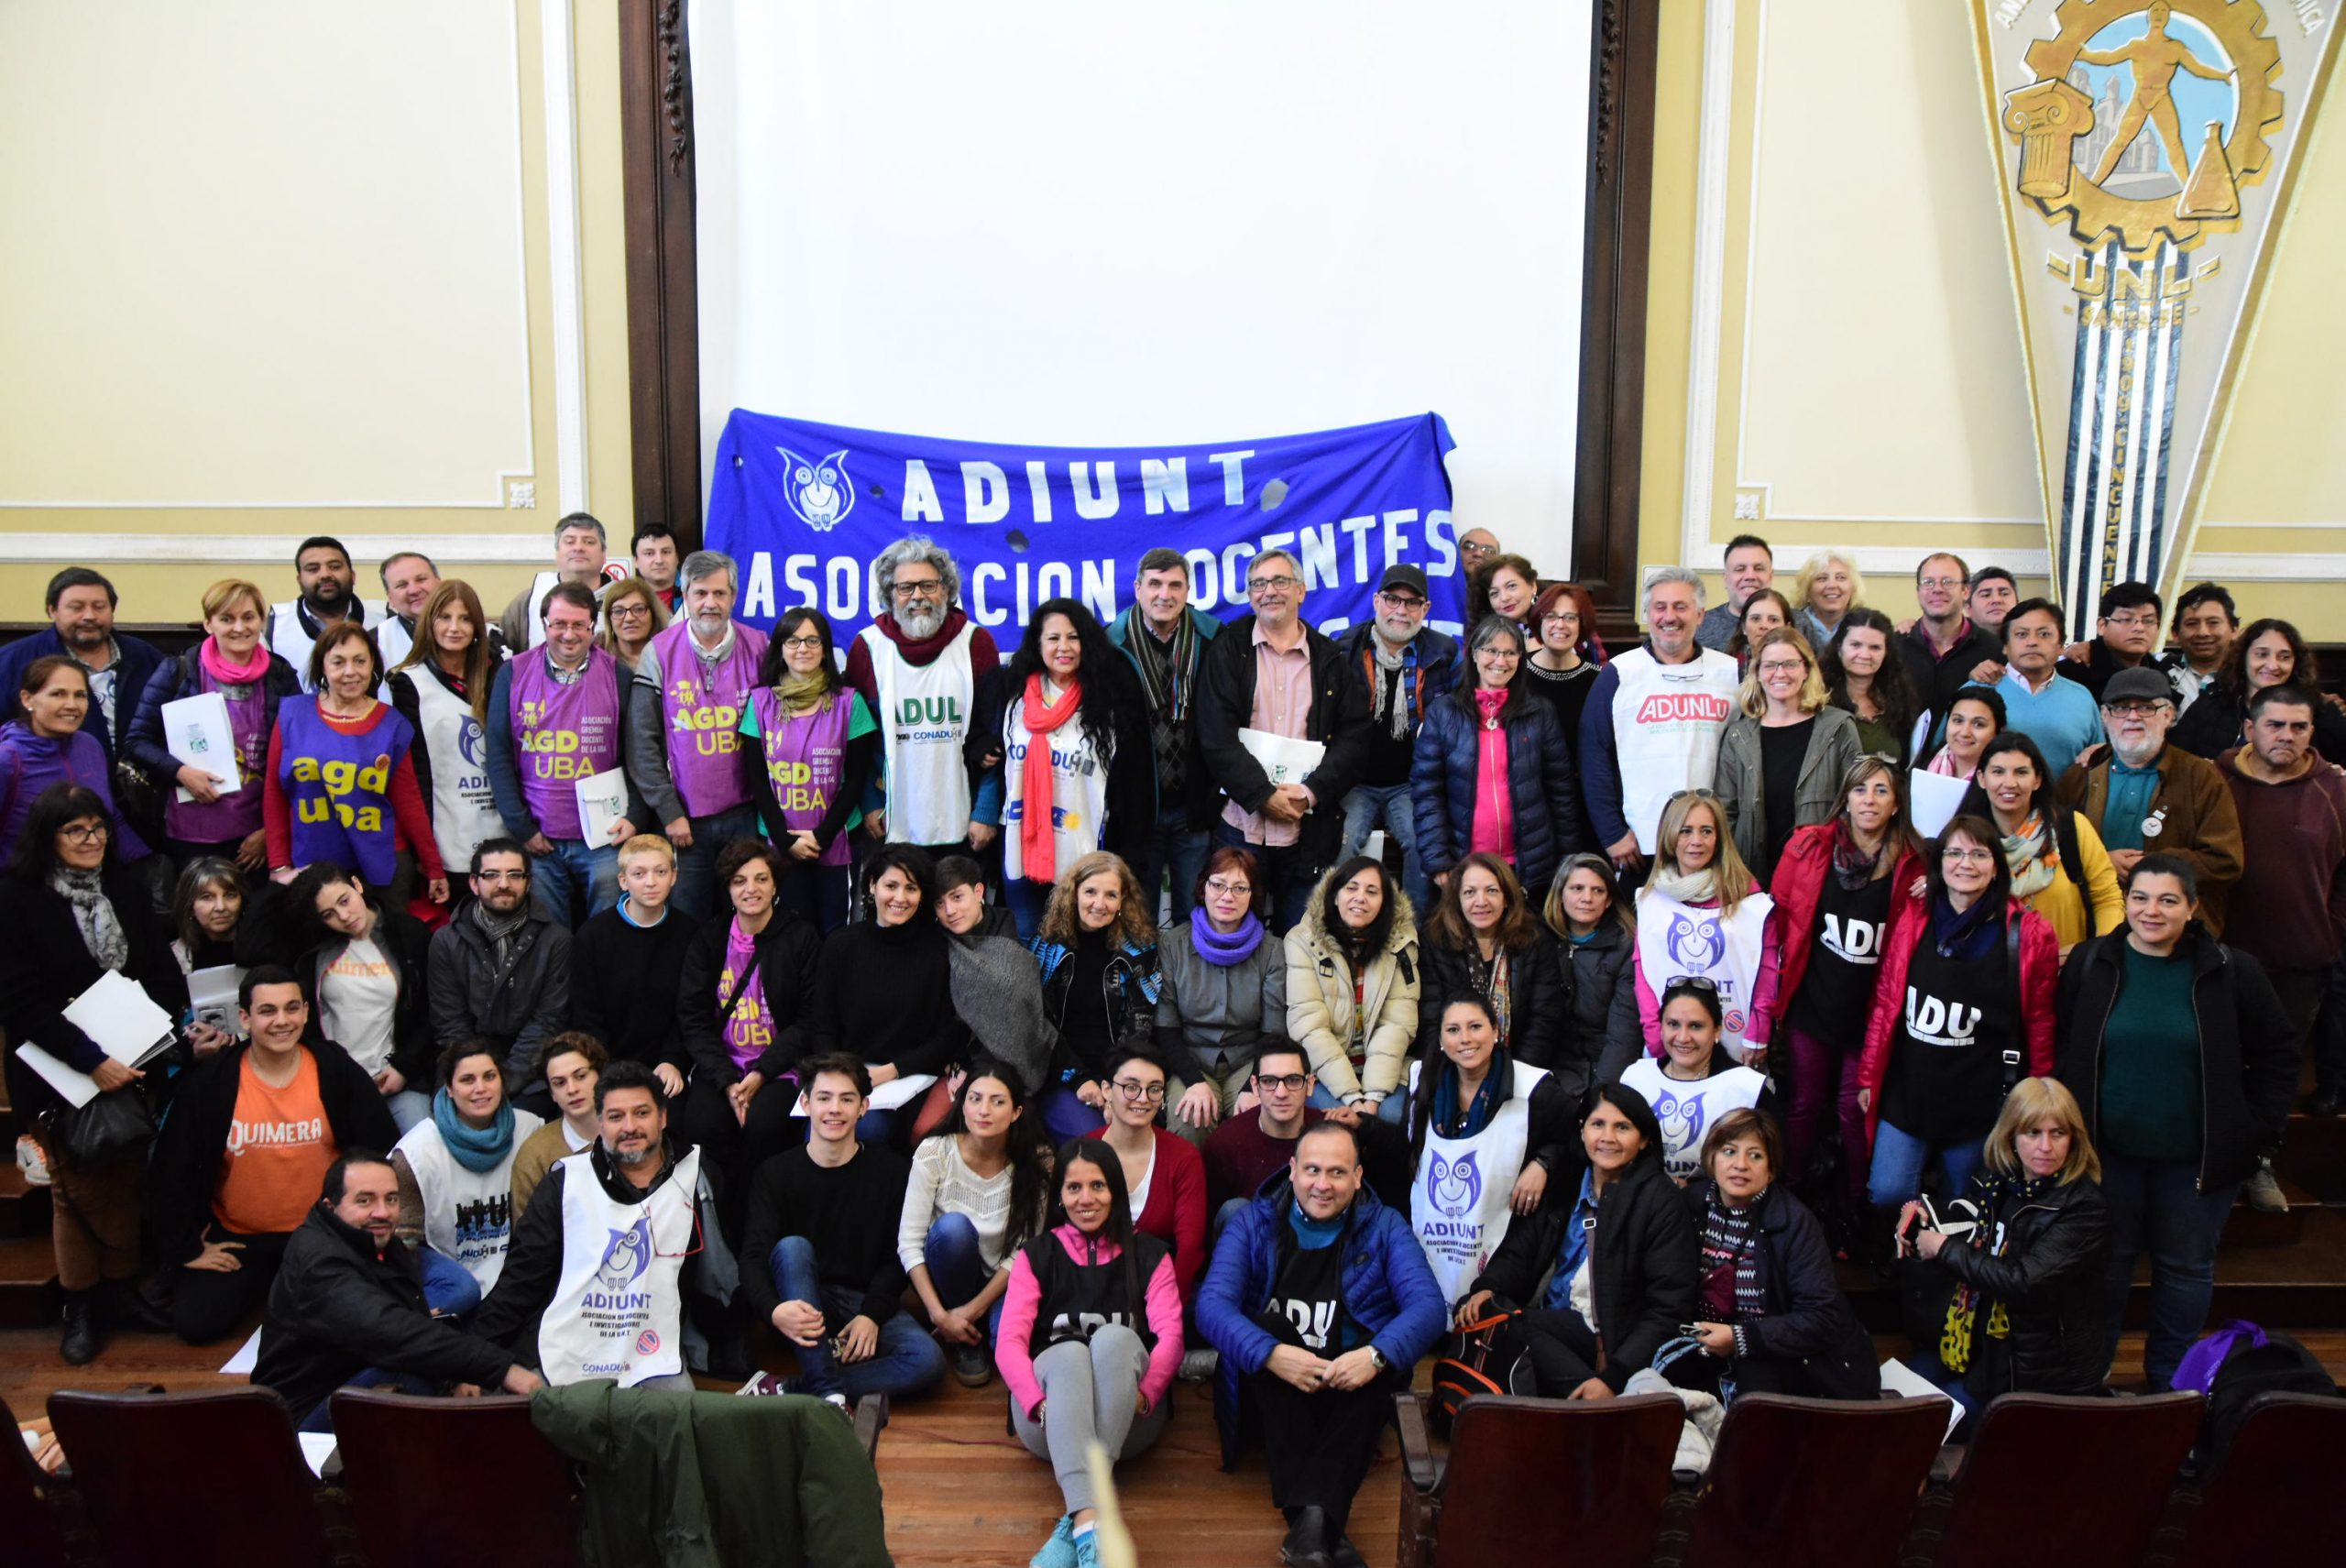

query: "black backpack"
xmin=2178 ymin=1320 xmax=2340 ymax=1469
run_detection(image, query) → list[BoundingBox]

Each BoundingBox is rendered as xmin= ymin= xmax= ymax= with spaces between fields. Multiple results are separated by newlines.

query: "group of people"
xmin=0 ymin=519 xmax=2335 ymax=1568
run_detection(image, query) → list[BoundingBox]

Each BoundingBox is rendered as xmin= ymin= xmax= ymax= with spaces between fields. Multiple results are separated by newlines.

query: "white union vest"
xmin=1634 ymin=888 xmax=1775 ymax=1062
xmin=862 ymin=622 xmax=977 ymax=846
xmin=538 ymin=1146 xmax=702 ymax=1387
xmin=1409 ymin=1058 xmax=1547 ymax=1307
xmin=392 ymin=1108 xmax=543 ymax=1292
xmin=1621 ymin=1058 xmax=1767 ymax=1182
xmin=1607 ymin=647 xmax=1738 ymax=853
xmin=267 ymin=599 xmax=386 ymax=695
xmin=401 ymin=671 xmax=504 ymax=874
xmin=1000 ymin=693 xmax=1113 ymax=883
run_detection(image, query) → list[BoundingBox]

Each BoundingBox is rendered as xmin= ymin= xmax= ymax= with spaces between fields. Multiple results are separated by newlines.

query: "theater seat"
xmin=1682 ymin=1393 xmax=1946 ymax=1568
xmin=1930 ymin=1391 xmax=2201 ymax=1568
xmin=1393 ymin=1391 xmax=1680 ymax=1568
xmin=0 ymin=1395 xmax=72 ymax=1568
xmin=2169 ymin=1393 xmax=2346 ymax=1568
xmin=48 ymin=1386 xmax=335 ymax=1568
xmin=331 ymin=1388 xmax=583 ymax=1568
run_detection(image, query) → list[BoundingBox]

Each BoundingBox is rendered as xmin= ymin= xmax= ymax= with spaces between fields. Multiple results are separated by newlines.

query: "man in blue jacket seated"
xmin=1196 ymin=1120 xmax=1444 ymax=1568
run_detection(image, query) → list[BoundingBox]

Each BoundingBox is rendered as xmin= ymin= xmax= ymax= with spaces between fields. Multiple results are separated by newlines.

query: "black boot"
xmin=1329 ymin=1534 xmax=1367 ymax=1568
xmin=60 ymin=1290 xmax=99 ymax=1365
xmin=1280 ymin=1506 xmax=1334 ymax=1568
xmin=104 ymin=1277 xmax=174 ymax=1334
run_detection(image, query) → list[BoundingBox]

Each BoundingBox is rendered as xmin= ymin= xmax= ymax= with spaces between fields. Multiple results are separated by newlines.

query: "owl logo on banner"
xmin=1666 ymin=913 xmax=1724 ymax=972
xmin=1427 ymin=1150 xmax=1483 ymax=1220
xmin=778 ymin=446 xmax=854 ymax=532
xmin=597 ymin=1217 xmax=653 ymax=1288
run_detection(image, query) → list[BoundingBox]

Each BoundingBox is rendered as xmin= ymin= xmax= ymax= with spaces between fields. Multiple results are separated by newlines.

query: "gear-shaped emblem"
xmin=2002 ymin=0 xmax=2282 ymax=254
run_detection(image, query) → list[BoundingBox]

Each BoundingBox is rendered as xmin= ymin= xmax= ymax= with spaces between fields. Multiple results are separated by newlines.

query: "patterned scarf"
xmin=1365 ymin=639 xmax=1422 ymax=741
xmin=50 ymin=866 xmax=128 ymax=973
xmin=1699 ymin=1197 xmax=1768 ymax=1323
xmin=1829 ymin=820 xmax=1883 ymax=891
xmin=1129 ymin=616 xmax=1198 ymax=790
xmin=1466 ymin=945 xmax=1516 ymax=1048
xmin=1939 ymin=1170 xmax=2058 ymax=1370
xmin=2001 ymin=813 xmax=2059 ymax=901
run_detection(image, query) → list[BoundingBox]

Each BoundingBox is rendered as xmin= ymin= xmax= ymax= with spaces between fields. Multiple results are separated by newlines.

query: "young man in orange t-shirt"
xmin=148 ymin=968 xmax=400 ymax=1343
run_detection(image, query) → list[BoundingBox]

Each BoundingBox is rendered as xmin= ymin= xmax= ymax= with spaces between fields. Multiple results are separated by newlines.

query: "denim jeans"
xmin=767 ymin=1237 xmax=947 ymax=1399
xmin=2099 ymin=1152 xmax=2240 ymax=1389
xmin=1136 ymin=805 xmax=1212 ymax=925
xmin=1211 ymin=821 xmax=1318 ymax=934
xmin=923 ymin=1212 xmax=1006 ymax=1345
xmin=384 ymin=1088 xmax=433 ymax=1136
xmin=1339 ymin=782 xmax=1431 ymax=917
xmin=671 ymin=803 xmax=762 ymax=921
xmin=776 ymin=859 xmax=853 ymax=935
xmin=531 ymin=836 xmax=619 ymax=928
xmin=1307 ymin=1080 xmax=1409 ymax=1124
xmin=1864 ymin=1119 xmax=1985 ymax=1209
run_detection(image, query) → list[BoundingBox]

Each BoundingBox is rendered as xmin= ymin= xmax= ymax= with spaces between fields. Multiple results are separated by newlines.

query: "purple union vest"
xmin=653 ymin=620 xmax=769 ymax=818
xmin=509 ymin=649 xmax=625 ymax=840
xmin=276 ymin=697 xmax=414 ymax=887
xmin=749 ymin=686 xmax=854 ymax=868
xmin=166 ymin=660 xmax=269 ymax=844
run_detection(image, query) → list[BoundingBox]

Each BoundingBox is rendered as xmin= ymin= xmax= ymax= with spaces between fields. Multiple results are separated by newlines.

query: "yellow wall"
xmin=1642 ymin=1 xmax=2344 ymax=627
xmin=0 ymin=0 xmax=635 ymax=618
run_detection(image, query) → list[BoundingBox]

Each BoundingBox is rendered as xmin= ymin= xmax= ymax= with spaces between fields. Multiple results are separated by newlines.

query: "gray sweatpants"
xmin=1009 ymin=1324 xmax=1169 ymax=1515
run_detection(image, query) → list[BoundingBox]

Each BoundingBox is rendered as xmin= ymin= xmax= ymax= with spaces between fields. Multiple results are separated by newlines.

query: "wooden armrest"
xmin=853 ymin=1393 xmax=890 ymax=1460
xmin=1393 ymin=1392 xmax=1443 ymax=1496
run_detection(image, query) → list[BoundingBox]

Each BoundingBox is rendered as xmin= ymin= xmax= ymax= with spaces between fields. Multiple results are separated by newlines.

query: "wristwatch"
xmin=1367 ymin=1346 xmax=1389 ymax=1371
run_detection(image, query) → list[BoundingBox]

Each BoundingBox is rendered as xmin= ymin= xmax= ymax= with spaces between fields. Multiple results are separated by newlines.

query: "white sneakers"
xmin=16 ymin=1135 xmax=50 ymax=1188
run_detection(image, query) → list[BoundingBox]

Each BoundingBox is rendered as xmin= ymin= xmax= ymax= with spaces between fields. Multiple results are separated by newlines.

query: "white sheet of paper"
xmin=299 ymin=1433 xmax=338 ymax=1477
xmin=1237 ymin=727 xmax=1326 ymax=789
xmin=575 ymin=766 xmax=630 ymax=849
xmin=187 ymin=964 xmax=247 ymax=1040
xmin=12 ymin=1042 xmax=100 ymax=1109
xmin=62 ymin=970 xmax=178 ymax=1067
xmin=1877 ymin=1356 xmax=1964 ymax=1442
xmin=1907 ymin=768 xmax=1971 ymax=839
xmin=160 ymin=690 xmax=243 ymax=802
xmin=791 ymin=1071 xmax=938 ymax=1117
xmin=221 ymin=1325 xmax=263 ymax=1376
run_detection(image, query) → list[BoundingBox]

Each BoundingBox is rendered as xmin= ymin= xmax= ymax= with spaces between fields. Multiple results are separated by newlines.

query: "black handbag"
xmin=54 ymin=1085 xmax=157 ymax=1172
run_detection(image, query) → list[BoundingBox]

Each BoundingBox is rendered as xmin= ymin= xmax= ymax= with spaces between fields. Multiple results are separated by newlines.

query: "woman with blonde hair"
xmin=127 ymin=577 xmax=301 ymax=871
xmin=1029 ymin=850 xmax=1164 ymax=1141
xmin=1632 ymin=790 xmax=1781 ymax=1069
xmin=1791 ymin=550 xmax=1864 ymax=652
xmin=1713 ymin=628 xmax=1863 ymax=883
xmin=388 ymin=578 xmax=503 ymax=885
xmin=596 ymin=575 xmax=669 ymax=673
xmin=1910 ymin=1077 xmax=2108 ymax=1414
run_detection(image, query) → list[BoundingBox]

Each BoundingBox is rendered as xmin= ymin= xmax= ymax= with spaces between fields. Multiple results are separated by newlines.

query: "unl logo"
xmin=778 ymin=446 xmax=854 ymax=532
xmin=1634 ymin=692 xmax=1730 ymax=723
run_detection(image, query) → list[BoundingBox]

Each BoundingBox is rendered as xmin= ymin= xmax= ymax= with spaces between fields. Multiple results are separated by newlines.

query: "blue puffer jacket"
xmin=1196 ymin=1176 xmax=1446 ymax=1467
xmin=1408 ymin=688 xmax=1585 ymax=892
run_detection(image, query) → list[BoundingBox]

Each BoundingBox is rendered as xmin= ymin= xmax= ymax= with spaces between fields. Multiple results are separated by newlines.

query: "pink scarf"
xmin=200 ymin=637 xmax=272 ymax=685
xmin=1468 ymin=687 xmax=1515 ymax=861
xmin=1018 ymin=674 xmax=1084 ymax=884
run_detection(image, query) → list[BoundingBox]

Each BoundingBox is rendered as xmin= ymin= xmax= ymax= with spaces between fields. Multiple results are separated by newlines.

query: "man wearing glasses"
xmin=1332 ymin=564 xmax=1456 ymax=916
xmin=477 ymin=1060 xmax=727 ymax=1390
xmin=1455 ymin=528 xmax=1501 ymax=577
xmin=1196 ymin=548 xmax=1373 ymax=930
xmin=426 ymin=839 xmax=575 ymax=1115
xmin=1895 ymin=552 xmax=2005 ymax=721
xmin=842 ymin=535 xmax=1003 ymax=864
xmin=1106 ymin=547 xmax=1224 ymax=922
xmin=1201 ymin=1043 xmax=1322 ymax=1223
xmin=2056 ymin=665 xmax=2243 ymax=932
xmin=2055 ymin=582 xmax=2167 ymax=703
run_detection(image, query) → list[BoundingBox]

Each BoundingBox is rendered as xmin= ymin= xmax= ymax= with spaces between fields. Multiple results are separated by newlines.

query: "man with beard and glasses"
xmin=1107 ymin=547 xmax=1224 ymax=922
xmin=623 ymin=550 xmax=771 ymax=918
xmin=2057 ymin=666 xmax=2242 ymax=931
xmin=426 ymin=839 xmax=573 ymax=1113
xmin=1332 ymin=564 xmax=1455 ymax=916
xmin=268 ymin=536 xmax=385 ymax=694
xmin=499 ymin=513 xmax=631 ymax=651
xmin=374 ymin=552 xmax=441 ymax=671
xmin=475 ymin=1060 xmax=732 ymax=1389
xmin=841 ymin=535 xmax=1003 ymax=863
xmin=0 ymin=568 xmax=162 ymax=768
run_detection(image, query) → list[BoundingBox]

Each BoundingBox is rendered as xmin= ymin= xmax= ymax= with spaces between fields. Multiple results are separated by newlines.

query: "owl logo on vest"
xmin=597 ymin=1217 xmax=654 ymax=1288
xmin=1426 ymin=1149 xmax=1482 ymax=1220
xmin=1650 ymin=1086 xmax=1705 ymax=1170
xmin=778 ymin=447 xmax=854 ymax=532
xmin=457 ymin=716 xmax=486 ymax=769
xmin=1666 ymin=914 xmax=1724 ymax=972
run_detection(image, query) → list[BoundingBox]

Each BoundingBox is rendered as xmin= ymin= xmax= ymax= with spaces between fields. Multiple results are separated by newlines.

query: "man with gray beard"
xmin=624 ymin=551 xmax=771 ymax=918
xmin=841 ymin=536 xmax=1003 ymax=861
xmin=2056 ymin=664 xmax=2244 ymax=932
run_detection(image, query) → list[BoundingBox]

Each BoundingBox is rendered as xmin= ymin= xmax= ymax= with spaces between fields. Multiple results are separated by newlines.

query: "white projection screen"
xmin=690 ymin=0 xmax=1594 ymax=573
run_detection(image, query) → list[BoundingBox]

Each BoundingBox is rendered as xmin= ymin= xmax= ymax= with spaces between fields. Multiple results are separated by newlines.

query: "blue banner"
xmin=705 ymin=411 xmax=1463 ymax=644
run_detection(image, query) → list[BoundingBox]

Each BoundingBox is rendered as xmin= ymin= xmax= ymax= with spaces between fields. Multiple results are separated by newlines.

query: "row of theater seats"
xmin=4 ymin=1387 xmax=887 ymax=1568
xmin=1398 ymin=1388 xmax=2343 ymax=1568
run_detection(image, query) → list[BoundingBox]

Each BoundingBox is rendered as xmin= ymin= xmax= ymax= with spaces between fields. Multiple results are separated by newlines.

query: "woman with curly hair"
xmin=1030 ymin=850 xmax=1164 ymax=1141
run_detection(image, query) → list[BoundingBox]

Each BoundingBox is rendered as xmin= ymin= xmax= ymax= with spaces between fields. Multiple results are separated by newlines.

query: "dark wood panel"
xmin=618 ymin=0 xmax=704 ymax=552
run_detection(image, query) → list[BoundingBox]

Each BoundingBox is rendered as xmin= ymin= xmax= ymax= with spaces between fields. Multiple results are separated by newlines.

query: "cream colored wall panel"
xmin=1732 ymin=0 xmax=2039 ymax=531
xmin=0 ymin=1 xmax=532 ymax=506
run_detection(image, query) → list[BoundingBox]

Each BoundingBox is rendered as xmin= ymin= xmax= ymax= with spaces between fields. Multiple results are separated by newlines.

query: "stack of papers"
xmin=13 ymin=972 xmax=178 ymax=1108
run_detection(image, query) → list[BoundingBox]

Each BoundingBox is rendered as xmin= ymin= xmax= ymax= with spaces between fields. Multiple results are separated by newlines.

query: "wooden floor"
xmin=13 ymin=1323 xmax=2345 ymax=1567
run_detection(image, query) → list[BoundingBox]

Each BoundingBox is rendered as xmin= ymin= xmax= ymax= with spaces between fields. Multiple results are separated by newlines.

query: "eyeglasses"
xmin=1376 ymin=592 xmax=1428 ymax=610
xmin=1757 ymin=659 xmax=1806 ymax=674
xmin=1254 ymin=1073 xmax=1310 ymax=1092
xmin=609 ymin=602 xmax=652 ymax=620
xmin=1942 ymin=847 xmax=1996 ymax=863
xmin=1247 ymin=575 xmax=1300 ymax=594
xmin=2102 ymin=701 xmax=2170 ymax=718
xmin=891 ymin=578 xmax=943 ymax=599
xmin=1665 ymin=789 xmax=1721 ymax=804
xmin=1917 ymin=577 xmax=1964 ymax=593
xmin=780 ymin=635 xmax=826 ymax=651
xmin=1111 ymin=1079 xmax=1167 ymax=1104
xmin=1540 ymin=610 xmax=1579 ymax=626
xmin=2103 ymin=612 xmax=2161 ymax=630
xmin=1460 ymin=541 xmax=1496 ymax=558
xmin=58 ymin=822 xmax=110 ymax=845
xmin=650 ymin=1198 xmax=705 ymax=1259
xmin=1203 ymin=878 xmax=1253 ymax=899
xmin=476 ymin=868 xmax=532 ymax=883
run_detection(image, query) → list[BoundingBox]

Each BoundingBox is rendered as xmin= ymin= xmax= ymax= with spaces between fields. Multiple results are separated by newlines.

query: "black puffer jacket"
xmin=2055 ymin=926 xmax=2297 ymax=1191
xmin=1472 ymin=1152 xmax=1697 ymax=1392
xmin=1931 ymin=1172 xmax=2110 ymax=1397
xmin=1413 ymin=931 xmax=1566 ymax=1080
xmin=1562 ymin=921 xmax=1644 ymax=1089
xmin=1681 ymin=1179 xmax=1875 ymax=1398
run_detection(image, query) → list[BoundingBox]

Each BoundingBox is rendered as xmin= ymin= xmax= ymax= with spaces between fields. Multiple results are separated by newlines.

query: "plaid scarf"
xmin=1129 ymin=615 xmax=1199 ymax=791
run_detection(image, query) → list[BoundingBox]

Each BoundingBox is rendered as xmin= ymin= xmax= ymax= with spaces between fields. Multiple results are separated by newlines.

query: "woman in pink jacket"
xmin=997 ymin=1138 xmax=1184 ymax=1568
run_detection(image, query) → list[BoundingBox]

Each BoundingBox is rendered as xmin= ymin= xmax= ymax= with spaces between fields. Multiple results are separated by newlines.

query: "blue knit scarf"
xmin=433 ymin=1088 xmax=518 ymax=1173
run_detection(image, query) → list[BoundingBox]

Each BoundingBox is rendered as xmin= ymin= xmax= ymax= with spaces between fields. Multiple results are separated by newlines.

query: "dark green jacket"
xmin=530 ymin=1380 xmax=891 ymax=1568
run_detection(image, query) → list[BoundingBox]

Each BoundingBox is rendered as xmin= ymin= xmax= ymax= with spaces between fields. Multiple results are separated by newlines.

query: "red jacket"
xmin=1770 ymin=824 xmax=1926 ymax=1005
xmin=1857 ymin=894 xmax=2058 ymax=1147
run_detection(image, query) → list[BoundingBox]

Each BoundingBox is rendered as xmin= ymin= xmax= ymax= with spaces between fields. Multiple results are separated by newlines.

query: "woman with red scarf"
xmin=967 ymin=600 xmax=1152 ymax=938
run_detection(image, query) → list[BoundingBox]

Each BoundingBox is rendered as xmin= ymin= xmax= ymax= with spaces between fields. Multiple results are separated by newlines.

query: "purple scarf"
xmin=1189 ymin=906 xmax=1265 ymax=967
